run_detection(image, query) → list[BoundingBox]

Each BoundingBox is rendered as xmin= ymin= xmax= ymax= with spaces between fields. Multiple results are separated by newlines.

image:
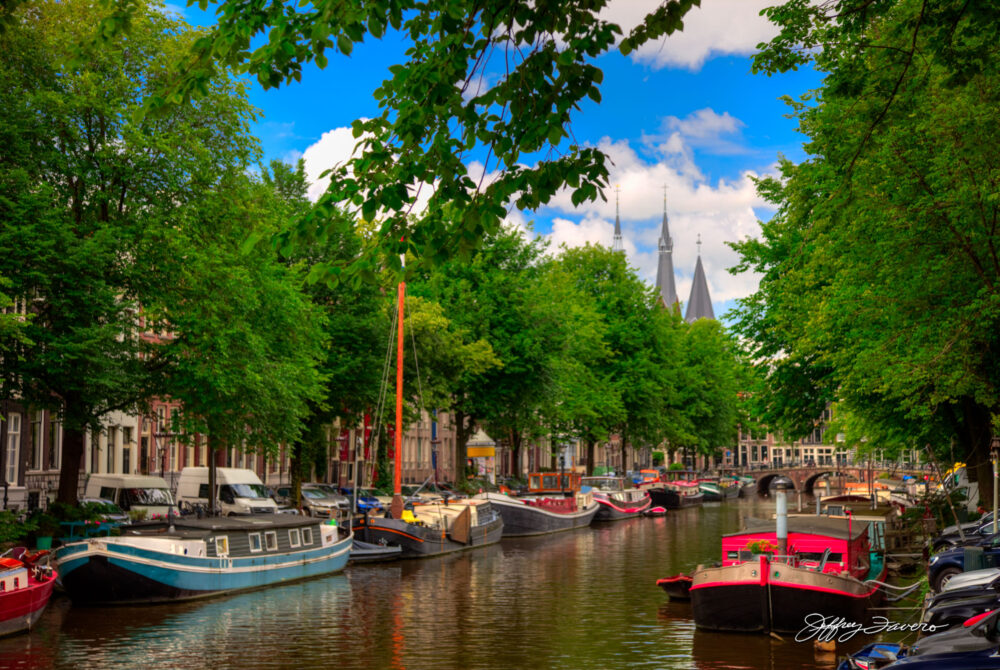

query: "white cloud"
xmin=601 ymin=0 xmax=779 ymax=71
xmin=539 ymin=113 xmax=774 ymax=309
xmin=300 ymin=125 xmax=366 ymax=202
xmin=298 ymin=109 xmax=774 ymax=314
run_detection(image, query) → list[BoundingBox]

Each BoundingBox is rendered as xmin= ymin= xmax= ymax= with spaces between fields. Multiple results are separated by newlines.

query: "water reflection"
xmin=1 ymin=497 xmax=902 ymax=669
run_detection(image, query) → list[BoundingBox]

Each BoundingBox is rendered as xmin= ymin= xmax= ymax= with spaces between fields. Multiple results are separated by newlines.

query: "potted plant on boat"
xmin=744 ymin=539 xmax=778 ymax=557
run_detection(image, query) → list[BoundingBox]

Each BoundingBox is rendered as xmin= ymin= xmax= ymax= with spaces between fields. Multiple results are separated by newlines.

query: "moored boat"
xmin=581 ymin=476 xmax=651 ymax=521
xmin=474 ymin=472 xmax=599 ymax=537
xmin=54 ymin=515 xmax=352 ymax=605
xmin=0 ymin=549 xmax=57 ymax=637
xmin=656 ymin=573 xmax=692 ymax=601
xmin=349 ymin=539 xmax=403 ymax=563
xmin=689 ymin=515 xmax=886 ymax=634
xmin=353 ymin=498 xmax=503 ymax=558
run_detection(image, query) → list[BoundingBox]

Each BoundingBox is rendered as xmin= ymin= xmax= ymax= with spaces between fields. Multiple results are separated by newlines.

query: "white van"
xmin=84 ymin=474 xmax=177 ymax=518
xmin=176 ymin=467 xmax=278 ymax=516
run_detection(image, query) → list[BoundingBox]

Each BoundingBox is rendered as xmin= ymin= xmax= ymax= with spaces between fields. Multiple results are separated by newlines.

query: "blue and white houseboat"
xmin=54 ymin=515 xmax=352 ymax=605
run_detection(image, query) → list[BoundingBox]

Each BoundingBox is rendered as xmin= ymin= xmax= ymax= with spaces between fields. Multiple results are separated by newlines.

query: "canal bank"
xmin=0 ymin=497 xmax=916 ymax=669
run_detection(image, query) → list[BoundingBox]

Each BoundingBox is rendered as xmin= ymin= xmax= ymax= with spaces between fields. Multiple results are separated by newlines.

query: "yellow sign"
xmin=467 ymin=446 xmax=495 ymax=458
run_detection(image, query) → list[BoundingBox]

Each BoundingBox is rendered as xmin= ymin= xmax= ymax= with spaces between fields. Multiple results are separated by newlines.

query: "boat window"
xmin=265 ymin=531 xmax=278 ymax=551
xmin=216 ymin=536 xmax=230 ymax=557
xmin=529 ymin=475 xmax=540 ymax=489
xmin=289 ymin=529 xmax=301 ymax=548
xmin=543 ymin=475 xmax=558 ymax=489
xmin=302 ymin=528 xmax=313 ymax=545
xmin=726 ymin=551 xmax=739 ymax=560
xmin=249 ymin=533 xmax=262 ymax=553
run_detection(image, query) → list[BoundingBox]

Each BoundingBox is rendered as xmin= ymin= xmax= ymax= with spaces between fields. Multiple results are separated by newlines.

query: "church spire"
xmin=685 ymin=234 xmax=715 ymax=322
xmin=654 ymin=184 xmax=679 ymax=310
xmin=612 ymin=186 xmax=624 ymax=253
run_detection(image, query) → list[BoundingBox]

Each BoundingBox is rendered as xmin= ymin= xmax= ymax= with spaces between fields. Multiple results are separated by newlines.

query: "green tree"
xmin=265 ymin=159 xmax=391 ymax=503
xmin=556 ymin=244 xmax=675 ymax=472
xmin=0 ymin=0 xmax=257 ymax=503
xmin=410 ymin=225 xmax=554 ymax=480
xmin=733 ymin=0 xmax=1000 ymax=502
xmin=157 ymin=173 xmax=327 ymax=513
xmin=145 ymin=0 xmax=701 ymax=280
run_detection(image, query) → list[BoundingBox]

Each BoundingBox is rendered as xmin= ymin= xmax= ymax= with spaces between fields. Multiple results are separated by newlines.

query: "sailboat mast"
xmin=391 ymin=265 xmax=406 ymax=519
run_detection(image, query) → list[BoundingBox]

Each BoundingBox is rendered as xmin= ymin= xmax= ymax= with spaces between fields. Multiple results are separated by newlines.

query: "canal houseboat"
xmin=581 ymin=476 xmax=651 ymax=521
xmin=639 ymin=470 xmax=704 ymax=509
xmin=688 ymin=516 xmax=886 ymax=634
xmin=353 ymin=498 xmax=504 ymax=558
xmin=54 ymin=515 xmax=352 ymax=605
xmin=474 ymin=472 xmax=600 ymax=537
xmin=0 ymin=549 xmax=58 ymax=637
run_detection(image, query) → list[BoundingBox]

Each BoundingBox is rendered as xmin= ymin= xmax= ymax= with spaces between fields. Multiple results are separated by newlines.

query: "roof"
xmin=726 ymin=516 xmax=869 ymax=541
xmin=655 ymin=201 xmax=678 ymax=309
xmin=684 ymin=254 xmax=715 ymax=322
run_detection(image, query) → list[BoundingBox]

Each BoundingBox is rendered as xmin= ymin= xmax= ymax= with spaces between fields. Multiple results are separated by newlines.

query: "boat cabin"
xmin=0 ymin=558 xmax=27 ymax=592
xmin=791 ymin=502 xmax=901 ymax=553
xmin=580 ymin=476 xmax=625 ymax=492
xmin=721 ymin=517 xmax=871 ymax=579
xmin=527 ymin=472 xmax=581 ymax=494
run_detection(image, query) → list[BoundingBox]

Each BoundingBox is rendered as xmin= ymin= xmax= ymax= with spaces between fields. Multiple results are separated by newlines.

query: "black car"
xmin=932 ymin=513 xmax=997 ymax=553
xmin=924 ymin=579 xmax=1000 ymax=630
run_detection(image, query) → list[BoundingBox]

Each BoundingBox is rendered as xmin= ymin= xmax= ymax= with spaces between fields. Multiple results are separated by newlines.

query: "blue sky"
xmin=170 ymin=1 xmax=822 ymax=320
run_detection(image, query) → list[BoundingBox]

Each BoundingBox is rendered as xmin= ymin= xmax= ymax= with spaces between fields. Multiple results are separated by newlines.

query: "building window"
xmin=90 ymin=429 xmax=101 ymax=473
xmin=48 ymin=421 xmax=61 ymax=470
xmin=29 ymin=411 xmax=43 ymax=471
xmin=5 ymin=413 xmax=21 ymax=485
xmin=107 ymin=427 xmax=117 ymax=474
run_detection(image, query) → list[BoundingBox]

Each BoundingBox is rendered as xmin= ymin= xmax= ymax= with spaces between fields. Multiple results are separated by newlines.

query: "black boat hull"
xmin=480 ymin=494 xmax=600 ymax=537
xmin=647 ymin=488 xmax=704 ymax=510
xmin=690 ymin=560 xmax=883 ymax=634
xmin=353 ymin=514 xmax=504 ymax=559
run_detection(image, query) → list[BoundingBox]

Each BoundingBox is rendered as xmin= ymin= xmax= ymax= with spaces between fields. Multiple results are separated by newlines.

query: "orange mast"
xmin=391 ymin=262 xmax=406 ymax=519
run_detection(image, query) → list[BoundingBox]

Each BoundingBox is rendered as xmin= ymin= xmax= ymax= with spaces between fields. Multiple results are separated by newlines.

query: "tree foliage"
xmin=732 ymin=0 xmax=1000 ymax=500
xmin=142 ymin=0 xmax=701 ymax=281
xmin=0 ymin=0 xmax=258 ymax=502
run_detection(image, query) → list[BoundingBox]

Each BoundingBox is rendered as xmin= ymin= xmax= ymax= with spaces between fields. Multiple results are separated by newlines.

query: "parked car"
xmin=944 ymin=568 xmax=1000 ymax=593
xmin=78 ymin=497 xmax=130 ymax=525
xmin=923 ymin=576 xmax=1000 ymax=630
xmin=274 ymin=484 xmax=350 ymax=519
xmin=932 ymin=513 xmax=997 ymax=553
xmin=928 ymin=536 xmax=1000 ymax=591
xmin=339 ymin=487 xmax=383 ymax=513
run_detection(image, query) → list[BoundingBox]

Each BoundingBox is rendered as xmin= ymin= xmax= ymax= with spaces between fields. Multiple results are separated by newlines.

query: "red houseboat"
xmin=688 ymin=516 xmax=886 ymax=634
xmin=0 ymin=549 xmax=58 ymax=637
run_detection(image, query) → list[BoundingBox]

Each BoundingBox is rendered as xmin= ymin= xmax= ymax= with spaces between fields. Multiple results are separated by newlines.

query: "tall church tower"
xmin=685 ymin=234 xmax=715 ymax=322
xmin=654 ymin=186 xmax=679 ymax=310
xmin=612 ymin=187 xmax=624 ymax=254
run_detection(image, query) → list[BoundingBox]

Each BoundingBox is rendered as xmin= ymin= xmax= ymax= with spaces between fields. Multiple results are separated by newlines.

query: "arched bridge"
xmin=742 ymin=466 xmax=928 ymax=496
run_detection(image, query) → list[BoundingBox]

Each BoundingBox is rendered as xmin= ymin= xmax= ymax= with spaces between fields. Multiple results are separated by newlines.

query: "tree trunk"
xmin=586 ymin=439 xmax=595 ymax=476
xmin=57 ymin=423 xmax=85 ymax=505
xmin=961 ymin=398 xmax=995 ymax=511
xmin=207 ymin=431 xmax=219 ymax=516
xmin=620 ymin=426 xmax=629 ymax=476
xmin=453 ymin=408 xmax=475 ymax=484
xmin=509 ymin=428 xmax=522 ymax=479
xmin=290 ymin=441 xmax=303 ymax=509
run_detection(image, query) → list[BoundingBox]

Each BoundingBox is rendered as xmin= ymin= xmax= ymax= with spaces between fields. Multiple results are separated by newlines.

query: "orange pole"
xmin=394 ymin=279 xmax=405 ymax=498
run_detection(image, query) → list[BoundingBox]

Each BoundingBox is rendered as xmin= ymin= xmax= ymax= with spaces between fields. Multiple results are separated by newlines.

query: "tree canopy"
xmin=732 ymin=0 xmax=1000 ymax=498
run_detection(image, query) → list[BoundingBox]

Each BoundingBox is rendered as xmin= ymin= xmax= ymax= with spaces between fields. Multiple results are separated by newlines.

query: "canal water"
xmin=1 ymin=497 xmax=920 ymax=669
